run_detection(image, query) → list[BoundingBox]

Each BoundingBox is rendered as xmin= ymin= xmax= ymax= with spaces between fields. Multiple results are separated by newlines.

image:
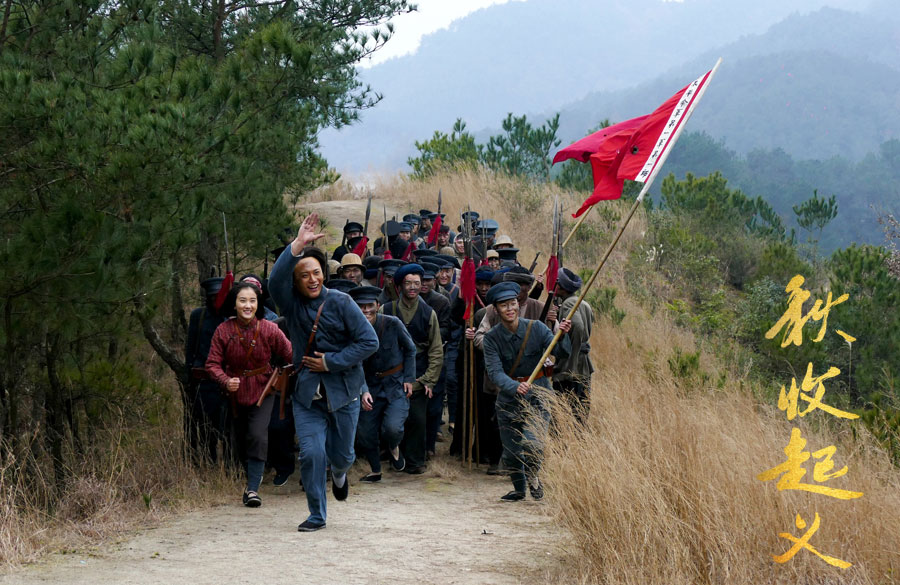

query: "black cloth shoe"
xmin=242 ymin=491 xmax=262 ymax=507
xmin=273 ymin=472 xmax=292 ymax=487
xmin=404 ymin=465 xmax=426 ymax=475
xmin=500 ymin=490 xmax=526 ymax=502
xmin=297 ymin=520 xmax=326 ymax=532
xmin=331 ymin=473 xmax=349 ymax=501
xmin=529 ymin=479 xmax=544 ymax=501
xmin=390 ymin=450 xmax=406 ymax=472
xmin=360 ymin=472 xmax=382 ymax=483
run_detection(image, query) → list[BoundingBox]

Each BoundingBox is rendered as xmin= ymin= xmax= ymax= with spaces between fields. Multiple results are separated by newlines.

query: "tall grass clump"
xmin=541 ymin=314 xmax=900 ymax=585
xmin=363 ymin=169 xmax=900 ymax=584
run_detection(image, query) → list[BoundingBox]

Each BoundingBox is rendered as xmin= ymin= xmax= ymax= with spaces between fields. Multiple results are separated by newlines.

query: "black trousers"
xmin=234 ymin=394 xmax=274 ymax=464
xmin=402 ymin=389 xmax=428 ymax=469
xmin=267 ymin=392 xmax=296 ymax=475
xmin=553 ymin=378 xmax=590 ymax=424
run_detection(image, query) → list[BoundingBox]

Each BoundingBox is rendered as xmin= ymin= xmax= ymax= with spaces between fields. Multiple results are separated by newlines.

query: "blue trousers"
xmin=292 ymin=397 xmax=360 ymax=525
xmin=357 ymin=395 xmax=409 ymax=473
xmin=444 ymin=341 xmax=459 ymax=426
xmin=496 ymin=393 xmax=549 ymax=492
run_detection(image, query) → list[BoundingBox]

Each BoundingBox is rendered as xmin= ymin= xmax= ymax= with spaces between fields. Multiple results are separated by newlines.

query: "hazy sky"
xmin=361 ymin=0 xmax=685 ymax=67
xmin=361 ymin=0 xmax=524 ymax=67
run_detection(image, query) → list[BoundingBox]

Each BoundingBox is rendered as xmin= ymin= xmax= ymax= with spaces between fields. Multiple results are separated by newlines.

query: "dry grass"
xmin=349 ymin=169 xmax=900 ymax=585
xmin=0 ymin=405 xmax=237 ymax=567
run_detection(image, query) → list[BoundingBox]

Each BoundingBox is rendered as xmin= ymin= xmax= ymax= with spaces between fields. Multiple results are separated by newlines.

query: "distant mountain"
xmin=555 ymin=49 xmax=900 ymax=161
xmin=553 ymin=5 xmax=900 ymax=160
xmin=318 ymin=0 xmax=862 ymax=175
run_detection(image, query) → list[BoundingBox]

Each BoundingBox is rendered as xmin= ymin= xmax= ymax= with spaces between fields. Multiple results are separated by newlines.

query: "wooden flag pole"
xmin=560 ymin=206 xmax=592 ymax=248
xmin=557 ymin=57 xmax=723 ymax=251
xmin=524 ymin=58 xmax=723 ymax=384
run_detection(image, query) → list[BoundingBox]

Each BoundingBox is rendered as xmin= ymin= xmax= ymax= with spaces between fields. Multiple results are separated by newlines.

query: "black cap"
xmin=381 ymin=220 xmax=402 ymax=237
xmin=403 ymin=214 xmax=420 ymax=225
xmin=434 ymin=254 xmax=460 ymax=269
xmin=378 ymin=258 xmax=406 ymax=277
xmin=413 ymin=249 xmax=438 ymax=260
xmin=419 ymin=209 xmax=434 ymax=218
xmin=390 ymin=239 xmax=412 ymax=260
xmin=349 ymin=286 xmax=382 ymax=305
xmin=326 ymin=279 xmax=359 ymax=293
xmin=496 ymin=247 xmax=519 ymax=261
xmin=420 ymin=262 xmax=440 ymax=279
xmin=344 ymin=222 xmax=364 ymax=233
xmin=362 ymin=255 xmax=383 ymax=270
xmin=201 ymin=277 xmax=225 ymax=297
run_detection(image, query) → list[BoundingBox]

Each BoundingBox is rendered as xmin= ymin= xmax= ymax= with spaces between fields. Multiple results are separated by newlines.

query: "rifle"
xmin=340 ymin=219 xmax=349 ymax=251
xmin=256 ymin=365 xmax=295 ymax=420
xmin=221 ymin=212 xmax=237 ymax=416
xmin=528 ymin=252 xmax=541 ymax=274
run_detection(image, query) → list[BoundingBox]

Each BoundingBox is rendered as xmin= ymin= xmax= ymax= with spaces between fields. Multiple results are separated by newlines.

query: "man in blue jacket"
xmin=269 ymin=213 xmax=379 ymax=532
xmin=349 ymin=286 xmax=417 ymax=482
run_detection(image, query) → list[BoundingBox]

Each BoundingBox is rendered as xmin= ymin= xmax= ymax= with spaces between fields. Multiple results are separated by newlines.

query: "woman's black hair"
xmin=222 ymin=282 xmax=266 ymax=319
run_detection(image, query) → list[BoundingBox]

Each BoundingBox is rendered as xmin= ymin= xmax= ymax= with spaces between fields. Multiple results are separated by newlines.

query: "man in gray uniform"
xmin=552 ymin=268 xmax=595 ymax=423
xmin=482 ymin=282 xmax=570 ymax=502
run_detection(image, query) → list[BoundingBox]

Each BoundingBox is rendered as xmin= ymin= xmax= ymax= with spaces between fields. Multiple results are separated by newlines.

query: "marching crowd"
xmin=185 ymin=207 xmax=594 ymax=532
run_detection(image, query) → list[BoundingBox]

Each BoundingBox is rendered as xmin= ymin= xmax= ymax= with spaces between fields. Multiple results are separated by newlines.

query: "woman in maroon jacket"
xmin=206 ymin=282 xmax=292 ymax=507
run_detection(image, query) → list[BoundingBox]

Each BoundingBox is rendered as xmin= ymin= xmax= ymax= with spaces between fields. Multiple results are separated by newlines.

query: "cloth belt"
xmin=375 ymin=363 xmax=403 ymax=379
xmin=515 ymin=369 xmax=548 ymax=383
xmin=231 ymin=365 xmax=271 ymax=377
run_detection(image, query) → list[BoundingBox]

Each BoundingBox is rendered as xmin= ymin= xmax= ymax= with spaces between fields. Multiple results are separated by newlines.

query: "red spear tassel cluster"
xmin=544 ymin=255 xmax=559 ymax=293
xmin=426 ymin=214 xmax=442 ymax=247
xmin=351 ymin=236 xmax=368 ymax=257
xmin=460 ymin=257 xmax=477 ymax=320
xmin=214 ymin=271 xmax=234 ymax=312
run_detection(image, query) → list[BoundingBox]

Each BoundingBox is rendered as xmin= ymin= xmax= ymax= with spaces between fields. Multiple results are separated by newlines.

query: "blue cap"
xmin=412 ymin=249 xmax=438 ymax=259
xmin=475 ymin=268 xmax=494 ymax=282
xmin=403 ymin=214 xmax=420 ymax=225
xmin=348 ymin=285 xmax=382 ymax=305
xmin=486 ymin=282 xmax=520 ymax=305
xmin=393 ymin=263 xmax=424 ymax=284
xmin=397 ymin=222 xmax=413 ymax=232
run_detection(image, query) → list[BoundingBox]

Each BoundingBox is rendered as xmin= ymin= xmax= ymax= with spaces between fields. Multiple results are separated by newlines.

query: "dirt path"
xmin=1 ymin=456 xmax=563 ymax=585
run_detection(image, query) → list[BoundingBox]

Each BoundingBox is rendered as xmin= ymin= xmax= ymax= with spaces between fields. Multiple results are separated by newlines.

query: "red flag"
xmin=460 ymin=258 xmax=477 ymax=320
xmin=426 ymin=214 xmax=442 ymax=247
xmin=213 ymin=271 xmax=234 ymax=312
xmin=555 ymin=68 xmax=714 ymax=217
xmin=401 ymin=242 xmax=416 ymax=262
xmin=544 ymin=256 xmax=559 ymax=294
xmin=351 ymin=236 xmax=368 ymax=257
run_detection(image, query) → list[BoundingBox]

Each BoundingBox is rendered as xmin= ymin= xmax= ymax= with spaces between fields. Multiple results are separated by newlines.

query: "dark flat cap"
xmin=343 ymin=221 xmax=364 ymax=233
xmin=486 ymin=282 xmax=520 ymax=305
xmin=349 ymin=285 xmax=382 ymax=305
xmin=326 ymin=279 xmax=359 ymax=293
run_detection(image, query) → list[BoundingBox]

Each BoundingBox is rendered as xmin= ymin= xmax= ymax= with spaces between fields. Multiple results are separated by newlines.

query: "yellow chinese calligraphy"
xmin=765 ymin=275 xmax=849 ymax=347
xmin=773 ymin=513 xmax=851 ymax=568
xmin=777 ymin=362 xmax=859 ymax=421
xmin=757 ymin=427 xmax=863 ymax=500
